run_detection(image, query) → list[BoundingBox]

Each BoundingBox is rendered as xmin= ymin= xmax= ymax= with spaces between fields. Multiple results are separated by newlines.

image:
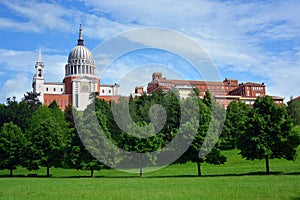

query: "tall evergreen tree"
xmin=22 ymin=91 xmax=41 ymax=112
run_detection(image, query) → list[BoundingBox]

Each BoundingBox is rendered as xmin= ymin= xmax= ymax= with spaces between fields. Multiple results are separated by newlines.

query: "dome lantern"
xmin=65 ymin=25 xmax=96 ymax=77
xmin=77 ymin=24 xmax=84 ymax=46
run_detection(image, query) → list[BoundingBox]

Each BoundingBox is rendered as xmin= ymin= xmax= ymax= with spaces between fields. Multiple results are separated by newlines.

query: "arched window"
xmin=38 ymin=69 xmax=42 ymax=77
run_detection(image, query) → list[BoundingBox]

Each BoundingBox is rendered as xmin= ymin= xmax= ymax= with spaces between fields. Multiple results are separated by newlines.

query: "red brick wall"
xmin=44 ymin=94 xmax=72 ymax=110
xmin=63 ymin=76 xmax=79 ymax=94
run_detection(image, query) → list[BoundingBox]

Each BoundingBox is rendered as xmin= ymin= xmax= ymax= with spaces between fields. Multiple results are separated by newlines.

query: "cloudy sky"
xmin=0 ymin=0 xmax=299 ymax=103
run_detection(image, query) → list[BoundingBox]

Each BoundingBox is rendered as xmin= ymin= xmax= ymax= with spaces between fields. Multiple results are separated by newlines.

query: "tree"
xmin=118 ymin=122 xmax=163 ymax=177
xmin=0 ymin=104 xmax=7 ymax=128
xmin=48 ymin=100 xmax=69 ymax=139
xmin=0 ymin=122 xmax=27 ymax=176
xmin=287 ymin=96 xmax=300 ymax=125
xmin=237 ymin=96 xmax=300 ymax=175
xmin=203 ymin=90 xmax=226 ymax=136
xmin=5 ymin=96 xmax=32 ymax=132
xmin=22 ymin=91 xmax=41 ymax=112
xmin=66 ymin=99 xmax=120 ymax=177
xmin=64 ymin=123 xmax=103 ymax=177
xmin=29 ymin=118 xmax=66 ymax=177
xmin=24 ymin=105 xmax=67 ymax=176
xmin=176 ymin=96 xmax=226 ymax=176
xmin=203 ymin=90 xmax=213 ymax=109
xmin=161 ymin=89 xmax=181 ymax=143
xmin=221 ymin=101 xmax=250 ymax=149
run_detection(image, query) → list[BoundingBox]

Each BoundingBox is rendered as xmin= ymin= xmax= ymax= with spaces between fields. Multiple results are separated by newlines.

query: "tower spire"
xmin=77 ymin=24 xmax=84 ymax=46
xmin=37 ymin=48 xmax=43 ymax=63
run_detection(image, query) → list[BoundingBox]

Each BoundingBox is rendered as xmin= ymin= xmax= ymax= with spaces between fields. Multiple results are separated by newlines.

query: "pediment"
xmin=72 ymin=76 xmax=98 ymax=83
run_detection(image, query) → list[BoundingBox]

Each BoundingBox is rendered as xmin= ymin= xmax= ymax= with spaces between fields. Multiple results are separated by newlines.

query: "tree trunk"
xmin=140 ymin=165 xmax=143 ymax=177
xmin=197 ymin=160 xmax=201 ymax=177
xmin=265 ymin=156 xmax=270 ymax=175
xmin=91 ymin=169 xmax=94 ymax=178
xmin=9 ymin=166 xmax=13 ymax=177
xmin=46 ymin=163 xmax=50 ymax=177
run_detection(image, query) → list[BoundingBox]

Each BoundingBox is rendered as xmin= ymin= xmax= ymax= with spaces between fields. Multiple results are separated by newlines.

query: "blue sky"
xmin=0 ymin=0 xmax=300 ymax=103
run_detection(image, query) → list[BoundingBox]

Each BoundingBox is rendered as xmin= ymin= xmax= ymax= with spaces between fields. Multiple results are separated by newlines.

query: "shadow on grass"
xmin=1 ymin=171 xmax=300 ymax=179
xmin=290 ymin=197 xmax=300 ymax=200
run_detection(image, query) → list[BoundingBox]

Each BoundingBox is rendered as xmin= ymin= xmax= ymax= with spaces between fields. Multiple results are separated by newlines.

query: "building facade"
xmin=32 ymin=25 xmax=119 ymax=110
xmin=145 ymin=72 xmax=284 ymax=108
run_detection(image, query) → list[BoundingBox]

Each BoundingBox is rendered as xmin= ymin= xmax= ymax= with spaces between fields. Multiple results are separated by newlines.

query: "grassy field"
xmin=0 ymin=149 xmax=299 ymax=199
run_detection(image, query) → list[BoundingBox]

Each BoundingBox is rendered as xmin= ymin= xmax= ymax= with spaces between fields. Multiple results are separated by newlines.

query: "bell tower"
xmin=32 ymin=49 xmax=45 ymax=103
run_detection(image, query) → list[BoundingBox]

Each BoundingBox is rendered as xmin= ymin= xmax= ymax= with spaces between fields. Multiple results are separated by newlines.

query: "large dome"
xmin=68 ymin=45 xmax=94 ymax=62
xmin=64 ymin=25 xmax=96 ymax=77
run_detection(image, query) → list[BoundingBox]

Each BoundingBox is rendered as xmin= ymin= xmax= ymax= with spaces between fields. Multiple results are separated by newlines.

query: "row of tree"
xmin=221 ymin=97 xmax=300 ymax=174
xmin=0 ymin=90 xmax=299 ymax=177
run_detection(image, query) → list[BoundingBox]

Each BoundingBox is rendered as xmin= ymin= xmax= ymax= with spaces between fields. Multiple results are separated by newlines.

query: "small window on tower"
xmin=61 ymin=88 xmax=63 ymax=92
xmin=54 ymin=88 xmax=56 ymax=92
xmin=46 ymin=87 xmax=48 ymax=91
xmin=38 ymin=69 xmax=42 ymax=77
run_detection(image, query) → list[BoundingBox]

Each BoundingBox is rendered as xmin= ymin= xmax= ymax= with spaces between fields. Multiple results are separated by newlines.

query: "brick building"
xmin=145 ymin=72 xmax=284 ymax=108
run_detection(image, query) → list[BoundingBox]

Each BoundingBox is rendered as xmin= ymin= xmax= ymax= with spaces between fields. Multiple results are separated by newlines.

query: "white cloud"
xmin=0 ymin=0 xmax=300 ymax=101
xmin=1 ymin=0 xmax=74 ymax=32
xmin=0 ymin=74 xmax=31 ymax=103
xmin=0 ymin=48 xmax=67 ymax=102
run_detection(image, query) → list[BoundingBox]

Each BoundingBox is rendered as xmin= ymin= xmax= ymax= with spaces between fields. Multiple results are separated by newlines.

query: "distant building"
xmin=32 ymin=25 xmax=119 ymax=110
xmin=144 ymin=72 xmax=284 ymax=108
xmin=290 ymin=96 xmax=300 ymax=101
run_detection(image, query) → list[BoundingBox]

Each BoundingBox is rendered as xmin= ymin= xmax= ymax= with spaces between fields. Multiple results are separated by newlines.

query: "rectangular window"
xmin=75 ymin=94 xmax=79 ymax=108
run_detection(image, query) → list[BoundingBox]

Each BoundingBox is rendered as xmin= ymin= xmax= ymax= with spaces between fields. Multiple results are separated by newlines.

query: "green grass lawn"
xmin=0 ymin=149 xmax=299 ymax=200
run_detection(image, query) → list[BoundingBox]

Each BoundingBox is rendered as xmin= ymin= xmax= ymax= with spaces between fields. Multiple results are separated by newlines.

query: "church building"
xmin=32 ymin=25 xmax=119 ymax=111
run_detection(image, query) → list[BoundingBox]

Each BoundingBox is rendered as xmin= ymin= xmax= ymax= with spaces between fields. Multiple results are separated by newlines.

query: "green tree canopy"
xmin=221 ymin=100 xmax=250 ymax=149
xmin=0 ymin=122 xmax=27 ymax=176
xmin=118 ymin=121 xmax=163 ymax=177
xmin=287 ymin=97 xmax=300 ymax=125
xmin=28 ymin=118 xmax=66 ymax=176
xmin=67 ymin=99 xmax=120 ymax=177
xmin=176 ymin=96 xmax=226 ymax=176
xmin=237 ymin=96 xmax=300 ymax=175
xmin=24 ymin=105 xmax=68 ymax=176
xmin=22 ymin=91 xmax=41 ymax=112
